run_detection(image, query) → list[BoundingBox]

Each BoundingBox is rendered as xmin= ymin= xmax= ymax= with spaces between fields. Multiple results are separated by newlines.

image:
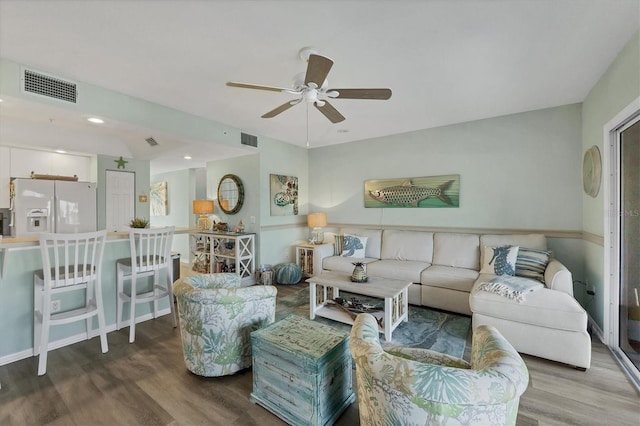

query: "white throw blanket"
xmin=476 ymin=275 xmax=543 ymax=303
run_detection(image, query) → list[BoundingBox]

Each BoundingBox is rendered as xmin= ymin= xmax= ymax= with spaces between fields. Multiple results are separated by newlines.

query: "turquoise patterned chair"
xmin=350 ymin=313 xmax=529 ymax=426
xmin=173 ymin=273 xmax=277 ymax=377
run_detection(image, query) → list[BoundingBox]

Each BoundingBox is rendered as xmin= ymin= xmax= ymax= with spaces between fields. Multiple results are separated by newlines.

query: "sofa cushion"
xmin=515 ymin=247 xmax=552 ymax=283
xmin=479 ymin=245 xmax=519 ymax=276
xmin=341 ymin=228 xmax=383 ymax=259
xmin=420 ymin=265 xmax=479 ymax=292
xmin=322 ymin=256 xmax=378 ymax=274
xmin=380 ymin=230 xmax=433 ymax=262
xmin=366 ymin=260 xmax=430 ymax=283
xmin=432 ymin=233 xmax=480 ymax=270
xmin=480 ymin=234 xmax=546 ymax=251
xmin=470 ymin=275 xmax=587 ymax=332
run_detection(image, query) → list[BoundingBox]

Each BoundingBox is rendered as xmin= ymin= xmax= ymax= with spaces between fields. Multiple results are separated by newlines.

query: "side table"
xmin=251 ymin=315 xmax=355 ymax=426
xmin=295 ymin=243 xmax=332 ymax=277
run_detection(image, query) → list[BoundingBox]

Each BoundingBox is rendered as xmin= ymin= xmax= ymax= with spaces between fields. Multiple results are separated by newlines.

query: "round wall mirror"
xmin=217 ymin=174 xmax=244 ymax=215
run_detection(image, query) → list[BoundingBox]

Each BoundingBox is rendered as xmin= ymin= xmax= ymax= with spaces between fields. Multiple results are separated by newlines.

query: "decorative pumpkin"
xmin=273 ymin=263 xmax=302 ymax=285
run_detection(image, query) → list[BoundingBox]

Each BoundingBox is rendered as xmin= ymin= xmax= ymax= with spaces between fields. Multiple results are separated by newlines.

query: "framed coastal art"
xmin=150 ymin=181 xmax=168 ymax=216
xmin=364 ymin=175 xmax=460 ymax=208
xmin=270 ymin=174 xmax=299 ymax=216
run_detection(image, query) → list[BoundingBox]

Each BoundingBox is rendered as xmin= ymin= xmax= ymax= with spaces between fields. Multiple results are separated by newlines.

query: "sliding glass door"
xmin=619 ymin=118 xmax=640 ymax=374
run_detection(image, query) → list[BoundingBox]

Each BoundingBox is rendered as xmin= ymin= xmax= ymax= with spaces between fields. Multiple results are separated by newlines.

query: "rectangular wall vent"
xmin=23 ymin=69 xmax=77 ymax=103
xmin=145 ymin=137 xmax=158 ymax=147
xmin=241 ymin=132 xmax=258 ymax=147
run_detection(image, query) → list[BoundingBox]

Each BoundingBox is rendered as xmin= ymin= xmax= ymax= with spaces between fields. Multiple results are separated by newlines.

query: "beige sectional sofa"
xmin=313 ymin=227 xmax=591 ymax=369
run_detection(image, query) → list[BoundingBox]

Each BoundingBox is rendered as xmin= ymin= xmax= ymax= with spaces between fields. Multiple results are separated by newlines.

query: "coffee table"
xmin=307 ymin=271 xmax=410 ymax=341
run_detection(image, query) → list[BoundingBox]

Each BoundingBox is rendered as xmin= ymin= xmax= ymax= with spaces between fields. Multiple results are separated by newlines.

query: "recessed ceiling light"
xmin=55 ymin=149 xmax=67 ymax=154
xmin=87 ymin=117 xmax=104 ymax=124
xmin=184 ymin=155 xmax=192 ymax=160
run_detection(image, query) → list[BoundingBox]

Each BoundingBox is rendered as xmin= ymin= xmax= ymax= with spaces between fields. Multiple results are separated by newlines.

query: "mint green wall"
xmin=150 ymin=168 xmax=199 ymax=262
xmin=0 ymin=58 xmax=245 ymax=149
xmin=206 ymin=153 xmax=260 ymax=231
xmin=96 ymin=154 xmax=150 ymax=230
xmin=205 ymin=136 xmax=309 ymax=268
xmin=258 ymin=137 xmax=309 ymax=266
xmin=310 ymin=104 xmax=583 ymax=229
xmin=581 ymin=30 xmax=640 ymax=330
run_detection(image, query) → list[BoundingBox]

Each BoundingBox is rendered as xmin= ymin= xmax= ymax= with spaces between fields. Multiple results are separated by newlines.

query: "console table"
xmin=190 ymin=231 xmax=255 ymax=285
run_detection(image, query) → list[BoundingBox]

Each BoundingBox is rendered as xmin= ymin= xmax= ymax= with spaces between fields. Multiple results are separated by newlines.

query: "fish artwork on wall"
xmin=364 ymin=175 xmax=460 ymax=208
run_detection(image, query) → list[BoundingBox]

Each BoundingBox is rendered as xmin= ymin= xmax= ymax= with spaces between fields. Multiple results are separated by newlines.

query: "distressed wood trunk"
xmin=250 ymin=315 xmax=355 ymax=426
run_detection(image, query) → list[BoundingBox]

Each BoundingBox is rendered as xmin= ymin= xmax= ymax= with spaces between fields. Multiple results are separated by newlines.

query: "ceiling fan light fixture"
xmin=227 ymin=49 xmax=391 ymax=124
xmin=303 ymin=88 xmax=318 ymax=103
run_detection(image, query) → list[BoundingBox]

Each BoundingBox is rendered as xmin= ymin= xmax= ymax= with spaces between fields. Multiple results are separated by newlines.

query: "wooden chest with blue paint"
xmin=250 ymin=315 xmax=355 ymax=426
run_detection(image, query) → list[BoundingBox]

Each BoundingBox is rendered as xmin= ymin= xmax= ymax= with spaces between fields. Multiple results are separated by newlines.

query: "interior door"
xmin=105 ymin=170 xmax=135 ymax=231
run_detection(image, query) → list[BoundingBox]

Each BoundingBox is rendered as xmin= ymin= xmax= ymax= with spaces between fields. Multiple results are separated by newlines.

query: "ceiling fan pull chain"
xmin=306 ymin=103 xmax=310 ymax=148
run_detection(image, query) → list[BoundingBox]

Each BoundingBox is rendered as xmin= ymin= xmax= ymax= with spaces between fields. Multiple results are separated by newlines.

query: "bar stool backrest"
xmin=39 ymin=230 xmax=107 ymax=289
xmin=128 ymin=227 xmax=174 ymax=274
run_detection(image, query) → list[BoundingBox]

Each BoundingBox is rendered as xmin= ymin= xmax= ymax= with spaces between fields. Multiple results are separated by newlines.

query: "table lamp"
xmin=193 ymin=199 xmax=214 ymax=230
xmin=307 ymin=212 xmax=327 ymax=244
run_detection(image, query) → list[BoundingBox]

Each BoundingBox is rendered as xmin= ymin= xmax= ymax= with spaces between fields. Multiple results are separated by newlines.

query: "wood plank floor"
xmin=0 ymin=280 xmax=638 ymax=425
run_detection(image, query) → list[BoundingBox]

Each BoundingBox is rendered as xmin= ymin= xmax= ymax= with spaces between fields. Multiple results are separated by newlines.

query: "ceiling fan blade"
xmin=227 ymin=81 xmax=295 ymax=93
xmin=327 ymin=88 xmax=392 ymax=100
xmin=261 ymin=100 xmax=300 ymax=118
xmin=315 ymin=100 xmax=345 ymax=123
xmin=305 ymin=54 xmax=334 ymax=87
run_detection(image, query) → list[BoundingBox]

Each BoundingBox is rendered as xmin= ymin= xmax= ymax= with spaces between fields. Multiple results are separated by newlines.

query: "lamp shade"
xmin=307 ymin=212 xmax=327 ymax=228
xmin=193 ymin=199 xmax=214 ymax=215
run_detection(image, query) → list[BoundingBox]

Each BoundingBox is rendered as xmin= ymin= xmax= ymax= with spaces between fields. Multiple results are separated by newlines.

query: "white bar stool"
xmin=116 ymin=226 xmax=177 ymax=343
xmin=34 ymin=230 xmax=109 ymax=376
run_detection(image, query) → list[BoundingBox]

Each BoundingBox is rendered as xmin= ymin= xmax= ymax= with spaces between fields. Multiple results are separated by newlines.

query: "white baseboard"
xmin=588 ymin=313 xmax=605 ymax=344
xmin=0 ymin=308 xmax=171 ymax=367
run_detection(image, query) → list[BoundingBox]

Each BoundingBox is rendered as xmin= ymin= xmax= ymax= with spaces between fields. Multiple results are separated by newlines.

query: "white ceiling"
xmin=0 ymin=0 xmax=639 ymax=174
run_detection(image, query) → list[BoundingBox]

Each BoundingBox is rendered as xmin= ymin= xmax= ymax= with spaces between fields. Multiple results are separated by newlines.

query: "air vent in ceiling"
xmin=22 ymin=69 xmax=77 ymax=103
xmin=241 ymin=132 xmax=258 ymax=147
xmin=145 ymin=137 xmax=158 ymax=147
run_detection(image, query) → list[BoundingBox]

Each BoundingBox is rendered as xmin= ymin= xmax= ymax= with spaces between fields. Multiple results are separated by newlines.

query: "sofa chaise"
xmin=313 ymin=227 xmax=591 ymax=369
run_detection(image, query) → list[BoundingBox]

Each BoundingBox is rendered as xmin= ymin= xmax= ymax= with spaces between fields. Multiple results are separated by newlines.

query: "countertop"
xmin=0 ymin=227 xmax=200 ymax=278
xmin=0 ymin=227 xmax=198 ymax=248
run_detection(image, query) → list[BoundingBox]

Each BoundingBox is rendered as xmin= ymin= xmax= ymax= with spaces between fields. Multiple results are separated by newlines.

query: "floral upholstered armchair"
xmin=173 ymin=273 xmax=277 ymax=376
xmin=350 ymin=313 xmax=529 ymax=426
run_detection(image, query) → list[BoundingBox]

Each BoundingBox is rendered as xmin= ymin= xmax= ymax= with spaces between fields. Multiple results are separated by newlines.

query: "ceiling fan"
xmin=226 ymin=48 xmax=392 ymax=123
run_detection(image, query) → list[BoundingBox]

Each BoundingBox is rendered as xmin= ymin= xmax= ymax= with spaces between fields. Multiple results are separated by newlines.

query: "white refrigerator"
xmin=10 ymin=178 xmax=97 ymax=237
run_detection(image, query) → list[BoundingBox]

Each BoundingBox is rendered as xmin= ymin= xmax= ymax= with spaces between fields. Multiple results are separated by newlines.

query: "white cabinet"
xmin=190 ymin=232 xmax=255 ymax=285
xmin=9 ymin=148 xmax=92 ymax=181
xmin=0 ymin=147 xmax=9 ymax=208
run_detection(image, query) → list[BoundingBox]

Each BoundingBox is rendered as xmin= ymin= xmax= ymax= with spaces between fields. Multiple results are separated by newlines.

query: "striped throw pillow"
xmin=334 ymin=234 xmax=344 ymax=256
xmin=515 ymin=248 xmax=552 ymax=283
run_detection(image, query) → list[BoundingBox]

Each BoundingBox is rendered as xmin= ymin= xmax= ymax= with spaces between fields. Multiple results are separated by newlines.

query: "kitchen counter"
xmin=0 ymin=226 xmax=200 ymax=367
xmin=0 ymin=227 xmax=197 ymax=278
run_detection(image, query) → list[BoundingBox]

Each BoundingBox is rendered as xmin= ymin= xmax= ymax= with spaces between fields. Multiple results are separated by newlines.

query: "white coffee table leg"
xmin=402 ymin=287 xmax=409 ymax=322
xmin=384 ymin=296 xmax=392 ymax=341
xmin=309 ymin=281 xmax=317 ymax=319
